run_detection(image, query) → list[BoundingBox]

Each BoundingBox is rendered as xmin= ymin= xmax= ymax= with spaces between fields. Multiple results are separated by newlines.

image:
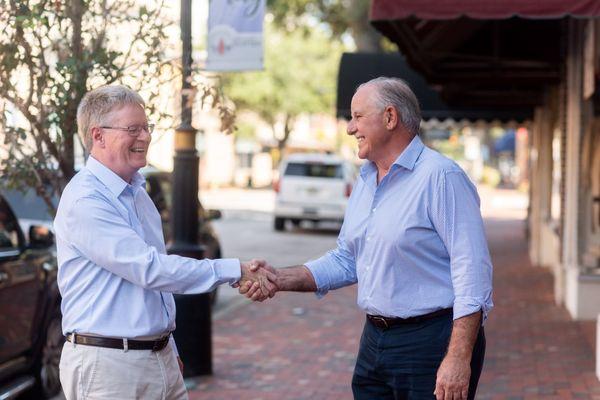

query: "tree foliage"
xmin=266 ymin=0 xmax=382 ymax=52
xmin=222 ymin=22 xmax=343 ymax=152
xmin=0 ymin=0 xmax=177 ymax=213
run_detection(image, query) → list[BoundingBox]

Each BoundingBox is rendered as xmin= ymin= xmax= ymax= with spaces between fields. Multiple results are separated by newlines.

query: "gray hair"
xmin=357 ymin=77 xmax=421 ymax=136
xmin=77 ymin=85 xmax=145 ymax=151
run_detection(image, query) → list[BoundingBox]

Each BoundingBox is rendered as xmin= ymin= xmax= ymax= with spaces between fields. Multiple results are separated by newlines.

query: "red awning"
xmin=371 ymin=0 xmax=600 ymax=21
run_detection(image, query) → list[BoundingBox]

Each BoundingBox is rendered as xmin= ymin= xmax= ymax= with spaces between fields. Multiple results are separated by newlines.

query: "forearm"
xmin=62 ymin=197 xmax=241 ymax=293
xmin=445 ymin=311 xmax=481 ymax=359
xmin=276 ymin=265 xmax=317 ymax=292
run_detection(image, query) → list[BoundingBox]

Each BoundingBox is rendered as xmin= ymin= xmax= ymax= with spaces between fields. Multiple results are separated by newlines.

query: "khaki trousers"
xmin=59 ymin=340 xmax=188 ymax=400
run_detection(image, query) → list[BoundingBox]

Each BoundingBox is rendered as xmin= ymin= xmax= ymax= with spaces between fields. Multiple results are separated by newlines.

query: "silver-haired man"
xmin=242 ymin=77 xmax=493 ymax=400
xmin=55 ymin=85 xmax=275 ymax=399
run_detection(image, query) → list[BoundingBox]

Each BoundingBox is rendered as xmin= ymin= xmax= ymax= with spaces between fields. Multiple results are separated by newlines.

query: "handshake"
xmin=235 ymin=260 xmax=279 ymax=301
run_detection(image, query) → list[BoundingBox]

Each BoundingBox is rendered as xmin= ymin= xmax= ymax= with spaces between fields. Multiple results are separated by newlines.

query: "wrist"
xmin=444 ymin=347 xmax=472 ymax=361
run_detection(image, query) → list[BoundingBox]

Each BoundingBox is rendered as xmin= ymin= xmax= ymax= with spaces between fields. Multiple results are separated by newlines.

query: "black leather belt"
xmin=66 ymin=333 xmax=171 ymax=352
xmin=367 ymin=308 xmax=453 ymax=330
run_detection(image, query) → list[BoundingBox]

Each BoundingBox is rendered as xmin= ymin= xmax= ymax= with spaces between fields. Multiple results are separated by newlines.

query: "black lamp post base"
xmin=172 ymin=292 xmax=213 ymax=377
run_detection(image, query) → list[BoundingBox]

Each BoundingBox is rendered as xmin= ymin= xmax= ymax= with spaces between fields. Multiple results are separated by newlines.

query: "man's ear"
xmin=91 ymin=127 xmax=104 ymax=148
xmin=384 ymin=106 xmax=398 ymax=130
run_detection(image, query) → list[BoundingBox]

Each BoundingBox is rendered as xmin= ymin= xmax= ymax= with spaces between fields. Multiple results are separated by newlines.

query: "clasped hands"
xmin=235 ymin=260 xmax=278 ymax=301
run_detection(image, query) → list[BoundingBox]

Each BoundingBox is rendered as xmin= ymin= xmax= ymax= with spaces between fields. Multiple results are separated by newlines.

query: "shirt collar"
xmin=359 ymin=134 xmax=425 ymax=181
xmin=85 ymin=156 xmax=146 ymax=197
xmin=359 ymin=160 xmax=377 ymax=182
xmin=392 ymin=134 xmax=425 ymax=171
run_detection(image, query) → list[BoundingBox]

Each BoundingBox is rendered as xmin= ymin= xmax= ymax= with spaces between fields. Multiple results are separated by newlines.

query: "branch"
xmin=90 ymin=0 xmax=109 ymax=57
xmin=112 ymin=0 xmax=169 ymax=84
xmin=2 ymin=80 xmax=62 ymax=164
xmin=10 ymin=2 xmax=37 ymax=113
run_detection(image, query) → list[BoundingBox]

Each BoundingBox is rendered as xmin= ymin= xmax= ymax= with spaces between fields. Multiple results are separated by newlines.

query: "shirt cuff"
xmin=453 ymin=296 xmax=494 ymax=324
xmin=304 ymin=259 xmax=329 ymax=298
xmin=214 ymin=258 xmax=241 ymax=285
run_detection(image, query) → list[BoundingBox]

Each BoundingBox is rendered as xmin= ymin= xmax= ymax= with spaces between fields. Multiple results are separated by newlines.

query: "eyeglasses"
xmin=100 ymin=124 xmax=155 ymax=136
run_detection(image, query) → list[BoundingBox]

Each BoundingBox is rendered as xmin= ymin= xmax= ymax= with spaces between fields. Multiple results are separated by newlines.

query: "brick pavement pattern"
xmin=188 ymin=217 xmax=600 ymax=399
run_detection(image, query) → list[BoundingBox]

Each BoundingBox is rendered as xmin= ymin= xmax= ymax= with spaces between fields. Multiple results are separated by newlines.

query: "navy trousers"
xmin=352 ymin=313 xmax=485 ymax=400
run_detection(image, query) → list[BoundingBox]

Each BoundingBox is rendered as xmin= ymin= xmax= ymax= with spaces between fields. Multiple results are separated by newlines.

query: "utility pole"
xmin=169 ymin=0 xmax=212 ymax=376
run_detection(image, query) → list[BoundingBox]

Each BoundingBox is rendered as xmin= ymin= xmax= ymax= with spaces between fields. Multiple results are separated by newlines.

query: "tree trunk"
xmin=350 ymin=23 xmax=382 ymax=53
xmin=271 ymin=114 xmax=294 ymax=167
xmin=61 ymin=0 xmax=88 ymax=185
xmin=277 ymin=114 xmax=293 ymax=154
xmin=347 ymin=0 xmax=382 ymax=53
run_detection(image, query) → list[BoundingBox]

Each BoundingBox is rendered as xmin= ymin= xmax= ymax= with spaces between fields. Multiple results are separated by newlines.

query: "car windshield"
xmin=3 ymin=188 xmax=56 ymax=221
xmin=284 ymin=162 xmax=343 ymax=179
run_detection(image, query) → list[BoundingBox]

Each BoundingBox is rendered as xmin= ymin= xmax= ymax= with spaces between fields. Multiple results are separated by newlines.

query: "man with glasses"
xmin=54 ymin=85 xmax=276 ymax=400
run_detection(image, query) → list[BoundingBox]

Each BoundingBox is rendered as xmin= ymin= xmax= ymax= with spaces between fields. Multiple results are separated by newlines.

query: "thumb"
xmin=249 ymin=263 xmax=260 ymax=272
xmin=249 ymin=259 xmax=265 ymax=271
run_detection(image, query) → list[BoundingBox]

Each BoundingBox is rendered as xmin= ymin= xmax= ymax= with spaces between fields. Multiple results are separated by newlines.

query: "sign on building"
xmin=206 ymin=0 xmax=265 ymax=71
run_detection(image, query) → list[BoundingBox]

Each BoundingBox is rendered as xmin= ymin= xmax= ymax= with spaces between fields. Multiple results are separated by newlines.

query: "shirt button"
xmin=372 ymin=208 xmax=376 ymax=212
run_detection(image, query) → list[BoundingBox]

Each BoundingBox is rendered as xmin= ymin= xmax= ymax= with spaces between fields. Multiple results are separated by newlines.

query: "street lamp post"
xmin=168 ymin=0 xmax=212 ymax=376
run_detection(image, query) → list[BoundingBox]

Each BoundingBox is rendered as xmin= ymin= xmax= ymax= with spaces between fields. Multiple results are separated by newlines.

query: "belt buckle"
xmin=372 ymin=316 xmax=389 ymax=329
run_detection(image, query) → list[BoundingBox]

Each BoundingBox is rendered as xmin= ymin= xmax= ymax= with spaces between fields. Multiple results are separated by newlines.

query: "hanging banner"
xmin=206 ymin=0 xmax=265 ymax=71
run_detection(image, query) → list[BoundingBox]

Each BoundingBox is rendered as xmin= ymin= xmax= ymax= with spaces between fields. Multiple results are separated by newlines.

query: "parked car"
xmin=3 ymin=188 xmax=56 ymax=242
xmin=0 ymin=190 xmax=62 ymax=399
xmin=273 ymin=153 xmax=357 ymax=231
xmin=141 ymin=167 xmax=224 ymax=304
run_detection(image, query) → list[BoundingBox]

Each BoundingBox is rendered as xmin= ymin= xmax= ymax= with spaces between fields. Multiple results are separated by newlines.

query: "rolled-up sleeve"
xmin=305 ymin=223 xmax=357 ymax=297
xmin=430 ymin=170 xmax=493 ymax=322
xmin=62 ymin=196 xmax=241 ymax=294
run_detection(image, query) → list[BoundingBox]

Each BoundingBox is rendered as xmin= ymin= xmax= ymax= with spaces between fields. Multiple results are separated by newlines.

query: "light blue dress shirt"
xmin=306 ymin=135 xmax=493 ymax=321
xmin=55 ymin=156 xmax=240 ymax=343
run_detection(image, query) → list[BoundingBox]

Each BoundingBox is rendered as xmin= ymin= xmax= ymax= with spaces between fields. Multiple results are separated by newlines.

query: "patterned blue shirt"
xmin=55 ymin=156 xmax=240 ymax=341
xmin=306 ymin=135 xmax=493 ymax=321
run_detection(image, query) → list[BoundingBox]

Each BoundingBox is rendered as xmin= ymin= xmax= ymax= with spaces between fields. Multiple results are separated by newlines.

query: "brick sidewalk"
xmin=188 ymin=216 xmax=600 ymax=399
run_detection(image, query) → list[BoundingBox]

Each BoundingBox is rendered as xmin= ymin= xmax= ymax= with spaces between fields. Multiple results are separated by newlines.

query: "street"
xmin=210 ymin=211 xmax=341 ymax=317
xmin=201 ymin=189 xmax=341 ymax=317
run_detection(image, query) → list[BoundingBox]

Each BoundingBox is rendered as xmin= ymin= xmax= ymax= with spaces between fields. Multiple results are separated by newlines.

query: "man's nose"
xmin=138 ymin=129 xmax=152 ymax=141
xmin=347 ymin=120 xmax=356 ymax=135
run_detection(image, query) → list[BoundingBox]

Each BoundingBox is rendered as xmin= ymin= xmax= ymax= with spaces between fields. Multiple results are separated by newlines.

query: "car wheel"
xmin=35 ymin=311 xmax=64 ymax=398
xmin=274 ymin=217 xmax=285 ymax=231
xmin=291 ymin=219 xmax=301 ymax=227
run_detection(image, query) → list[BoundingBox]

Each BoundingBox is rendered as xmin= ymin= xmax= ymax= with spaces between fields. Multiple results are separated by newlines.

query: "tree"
xmin=267 ymin=0 xmax=382 ymax=52
xmin=222 ymin=22 xmax=343 ymax=157
xmin=0 ymin=0 xmax=176 ymax=214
